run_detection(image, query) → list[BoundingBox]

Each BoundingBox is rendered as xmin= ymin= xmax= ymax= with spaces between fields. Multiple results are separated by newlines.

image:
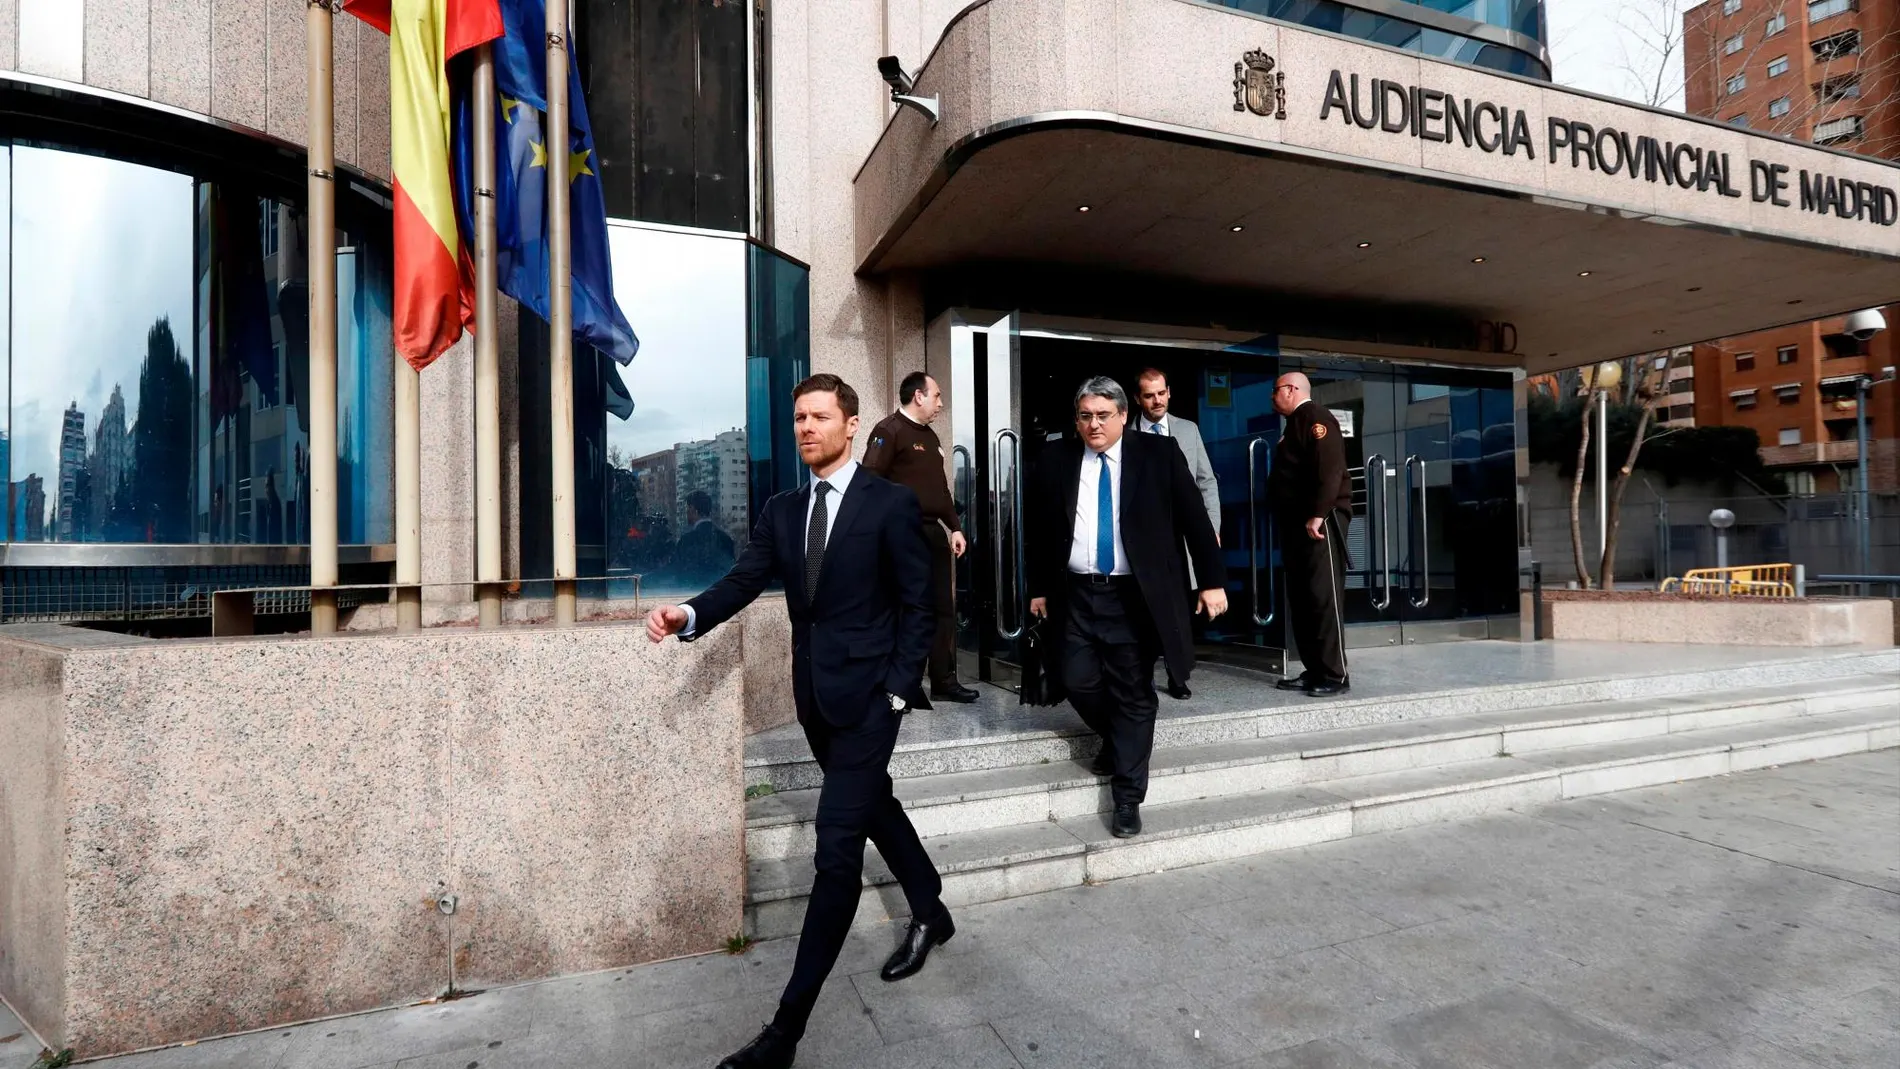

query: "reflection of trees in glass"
xmin=131 ymin=317 xmax=193 ymax=542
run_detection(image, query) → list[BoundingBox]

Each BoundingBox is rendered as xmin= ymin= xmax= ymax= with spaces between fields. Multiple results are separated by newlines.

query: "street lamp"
xmin=1709 ymin=508 xmax=1735 ymax=570
xmin=1592 ymin=360 xmax=1624 ymax=573
xmin=1840 ymin=309 xmax=1890 ymax=579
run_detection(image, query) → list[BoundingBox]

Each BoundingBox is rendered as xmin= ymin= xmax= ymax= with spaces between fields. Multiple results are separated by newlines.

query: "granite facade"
xmin=0 ymin=619 xmax=747 ymax=1057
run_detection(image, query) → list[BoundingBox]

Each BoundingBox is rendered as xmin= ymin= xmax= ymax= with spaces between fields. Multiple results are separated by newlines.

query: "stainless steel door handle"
xmin=1406 ymin=454 xmax=1430 ymax=609
xmin=991 ymin=429 xmax=1025 ymax=641
xmin=1247 ymin=437 xmax=1275 ymax=627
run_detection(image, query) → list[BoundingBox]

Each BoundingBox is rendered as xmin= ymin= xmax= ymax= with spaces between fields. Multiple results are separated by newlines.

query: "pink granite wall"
xmin=0 ymin=619 xmax=745 ymax=1057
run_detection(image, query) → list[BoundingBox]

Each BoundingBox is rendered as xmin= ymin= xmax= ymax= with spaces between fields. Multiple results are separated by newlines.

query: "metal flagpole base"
xmin=478 ymin=584 xmax=503 ymax=628
xmin=397 ymin=587 xmax=423 ymax=631
xmin=554 ymin=581 xmax=577 ymax=627
xmin=311 ymin=591 xmax=339 ymax=633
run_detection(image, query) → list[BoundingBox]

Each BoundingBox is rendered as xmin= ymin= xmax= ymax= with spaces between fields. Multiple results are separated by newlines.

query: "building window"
xmin=1654 ymin=355 xmax=1670 ymax=371
xmin=1 ymin=139 xmax=394 ymax=547
xmin=519 ymin=222 xmax=809 ymax=601
xmin=1736 ymin=351 xmax=1756 ymax=370
xmin=1724 ymin=33 xmax=1746 ymax=54
xmin=1768 ymin=96 xmax=1793 ymax=117
xmin=1766 ymin=11 xmax=1788 ymax=35
xmin=1819 ymin=74 xmax=1862 ymax=101
xmin=1808 ymin=0 xmax=1854 ymax=22
xmin=1778 ymin=427 xmax=1801 ymax=445
xmin=1668 ymin=377 xmax=1694 ymax=395
xmin=1733 ymin=390 xmax=1758 ymax=410
xmin=1777 ymin=346 xmax=1799 ymax=364
xmin=1767 ymin=55 xmax=1790 ymax=77
xmin=1727 ymin=113 xmax=1750 ymax=127
xmin=1727 ymin=72 xmax=1748 ymax=95
xmin=1812 ymin=29 xmax=1860 ymax=60
xmin=1775 ymin=383 xmax=1801 ymax=404
xmin=1724 ymin=0 xmax=1742 ymax=12
xmin=1814 ymin=115 xmax=1865 ymax=144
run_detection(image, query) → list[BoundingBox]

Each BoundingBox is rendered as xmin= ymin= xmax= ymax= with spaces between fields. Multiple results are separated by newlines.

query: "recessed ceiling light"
xmin=1653 ymin=329 xmax=1667 ymax=334
xmin=1230 ymin=225 xmax=1244 ymax=233
xmin=1357 ymin=241 xmax=1372 ymax=248
xmin=1687 ymin=286 xmax=1703 ymax=292
xmin=1578 ymin=271 xmax=1592 ymax=277
xmin=1787 ymin=298 xmax=1803 ymax=304
xmin=1471 ymin=256 xmax=1487 ymax=263
xmin=1076 ymin=205 xmax=1091 ymax=213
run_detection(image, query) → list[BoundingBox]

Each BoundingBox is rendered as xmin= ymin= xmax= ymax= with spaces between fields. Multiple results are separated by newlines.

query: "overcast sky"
xmin=1546 ymin=0 xmax=1690 ymax=111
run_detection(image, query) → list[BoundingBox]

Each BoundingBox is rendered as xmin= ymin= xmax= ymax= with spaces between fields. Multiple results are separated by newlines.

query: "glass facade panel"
xmin=1213 ymin=0 xmax=1548 ymax=78
xmin=517 ymin=222 xmax=807 ymax=600
xmin=2 ymin=141 xmax=394 ymax=546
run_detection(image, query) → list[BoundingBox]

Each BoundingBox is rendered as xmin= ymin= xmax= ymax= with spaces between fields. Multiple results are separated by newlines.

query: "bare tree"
xmin=1569 ymin=387 xmax=1598 ymax=588
xmin=1598 ymin=370 xmax=1662 ymax=589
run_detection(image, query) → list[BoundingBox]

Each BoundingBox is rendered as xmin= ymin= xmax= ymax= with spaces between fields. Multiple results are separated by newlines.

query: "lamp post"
xmin=1710 ymin=508 xmax=1735 ymax=570
xmin=1842 ymin=309 xmax=1890 ymax=582
xmin=1592 ymin=360 xmax=1624 ymax=574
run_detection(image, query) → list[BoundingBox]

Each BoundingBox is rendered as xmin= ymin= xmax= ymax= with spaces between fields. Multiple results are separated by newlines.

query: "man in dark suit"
xmin=1027 ymin=376 xmax=1228 ymax=839
xmin=646 ymin=374 xmax=951 ymax=1069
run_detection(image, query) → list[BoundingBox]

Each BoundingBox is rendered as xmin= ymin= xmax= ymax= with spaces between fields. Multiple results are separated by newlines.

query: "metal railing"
xmin=1658 ymin=564 xmax=1797 ymax=598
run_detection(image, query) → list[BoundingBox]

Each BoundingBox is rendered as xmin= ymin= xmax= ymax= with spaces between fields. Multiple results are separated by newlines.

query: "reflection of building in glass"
xmin=675 ymin=428 xmax=748 ymax=538
xmin=10 ymin=474 xmax=47 ymax=542
xmin=56 ymin=403 xmax=88 ymax=542
xmin=89 ymin=384 xmax=133 ymax=542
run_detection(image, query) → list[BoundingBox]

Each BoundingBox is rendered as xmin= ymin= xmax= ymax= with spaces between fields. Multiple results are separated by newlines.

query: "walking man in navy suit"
xmin=647 ymin=374 xmax=951 ymax=1069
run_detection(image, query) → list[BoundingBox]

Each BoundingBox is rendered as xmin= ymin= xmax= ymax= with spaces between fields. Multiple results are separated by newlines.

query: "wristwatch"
xmin=889 ymin=692 xmax=908 ymax=712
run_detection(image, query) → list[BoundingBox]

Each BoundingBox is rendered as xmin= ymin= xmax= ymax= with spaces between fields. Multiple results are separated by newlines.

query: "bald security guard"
xmin=1268 ymin=372 xmax=1352 ymax=697
xmin=863 ymin=371 xmax=979 ymax=703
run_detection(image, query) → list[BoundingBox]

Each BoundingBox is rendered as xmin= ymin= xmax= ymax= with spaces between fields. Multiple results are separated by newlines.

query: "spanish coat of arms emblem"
xmin=1234 ymin=49 xmax=1286 ymax=119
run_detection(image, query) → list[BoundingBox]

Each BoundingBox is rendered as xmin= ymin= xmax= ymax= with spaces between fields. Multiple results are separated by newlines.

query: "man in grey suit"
xmin=1136 ymin=368 xmax=1221 ymax=700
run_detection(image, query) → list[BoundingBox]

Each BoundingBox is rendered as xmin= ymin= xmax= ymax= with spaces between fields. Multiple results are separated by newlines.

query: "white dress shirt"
xmin=1140 ymin=414 xmax=1170 ymax=436
xmin=1067 ymin=438 xmax=1130 ymax=576
xmin=682 ymin=459 xmax=859 ymax=635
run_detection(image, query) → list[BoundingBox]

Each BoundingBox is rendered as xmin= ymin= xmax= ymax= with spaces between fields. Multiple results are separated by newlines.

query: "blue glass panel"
xmin=1207 ymin=0 xmax=1547 ymax=80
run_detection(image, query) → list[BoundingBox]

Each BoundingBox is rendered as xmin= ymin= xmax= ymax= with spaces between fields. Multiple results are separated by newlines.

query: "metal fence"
xmin=1531 ymin=491 xmax=1900 ymax=589
xmin=0 ymin=566 xmax=376 ymax=624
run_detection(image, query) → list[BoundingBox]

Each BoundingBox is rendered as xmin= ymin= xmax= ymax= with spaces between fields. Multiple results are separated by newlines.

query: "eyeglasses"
xmin=1274 ymin=384 xmax=1301 ymax=393
xmin=1074 ymin=412 xmax=1119 ymax=425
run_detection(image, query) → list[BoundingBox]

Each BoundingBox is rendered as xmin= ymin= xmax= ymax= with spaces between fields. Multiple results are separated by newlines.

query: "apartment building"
xmin=1684 ymin=0 xmax=1899 ymax=491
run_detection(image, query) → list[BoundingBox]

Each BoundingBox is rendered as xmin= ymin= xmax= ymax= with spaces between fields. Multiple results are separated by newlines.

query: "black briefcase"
xmin=1017 ymin=618 xmax=1066 ymax=707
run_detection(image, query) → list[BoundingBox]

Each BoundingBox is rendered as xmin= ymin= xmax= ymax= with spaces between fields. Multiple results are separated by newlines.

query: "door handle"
xmin=991 ymin=429 xmax=1026 ymax=641
xmin=1247 ymin=437 xmax=1275 ymax=627
xmin=1406 ymin=454 xmax=1429 ymax=609
xmin=951 ymin=444 xmax=973 ymax=514
xmin=1367 ymin=454 xmax=1392 ymax=610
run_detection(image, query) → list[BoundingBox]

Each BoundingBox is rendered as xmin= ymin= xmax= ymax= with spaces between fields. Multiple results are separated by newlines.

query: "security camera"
xmin=877 ymin=55 xmax=914 ymax=95
xmin=1844 ymin=308 xmax=1887 ymax=342
xmin=877 ymin=55 xmax=940 ymax=126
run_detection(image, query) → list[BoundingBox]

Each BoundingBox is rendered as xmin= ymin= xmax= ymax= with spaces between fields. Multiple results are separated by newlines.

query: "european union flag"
xmin=454 ymin=0 xmax=639 ymax=396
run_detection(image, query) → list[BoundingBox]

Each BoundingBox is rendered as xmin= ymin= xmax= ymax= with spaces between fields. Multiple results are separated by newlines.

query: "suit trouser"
xmin=1280 ymin=507 xmax=1350 ymax=684
xmin=922 ymin=523 xmax=958 ymax=686
xmin=1061 ymin=574 xmax=1162 ymax=807
xmin=776 ymin=701 xmax=944 ymax=1034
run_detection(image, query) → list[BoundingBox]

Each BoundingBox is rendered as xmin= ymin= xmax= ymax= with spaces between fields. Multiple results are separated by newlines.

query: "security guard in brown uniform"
xmin=864 ymin=372 xmax=980 ymax=702
xmin=1267 ymin=371 xmax=1353 ymax=697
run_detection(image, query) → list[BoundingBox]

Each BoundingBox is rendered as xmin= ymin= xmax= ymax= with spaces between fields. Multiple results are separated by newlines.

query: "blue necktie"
xmin=1096 ymin=452 xmax=1114 ymax=575
xmin=1149 ymin=422 xmax=1163 ymax=435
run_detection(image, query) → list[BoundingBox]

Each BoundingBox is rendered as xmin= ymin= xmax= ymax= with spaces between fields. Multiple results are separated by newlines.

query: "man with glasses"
xmin=1027 ymin=377 xmax=1227 ymax=838
xmin=1268 ymin=372 xmax=1352 ymax=697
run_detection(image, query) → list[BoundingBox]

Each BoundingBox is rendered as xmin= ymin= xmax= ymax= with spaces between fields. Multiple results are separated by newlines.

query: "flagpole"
xmin=306 ymin=0 xmax=339 ymax=635
xmin=546 ymin=2 xmax=577 ymax=627
xmin=395 ymin=357 xmax=422 ymax=630
xmin=472 ymin=44 xmax=503 ymax=629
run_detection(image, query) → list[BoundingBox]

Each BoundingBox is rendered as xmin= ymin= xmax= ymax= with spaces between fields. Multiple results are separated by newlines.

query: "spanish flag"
xmin=344 ymin=0 xmax=503 ymax=371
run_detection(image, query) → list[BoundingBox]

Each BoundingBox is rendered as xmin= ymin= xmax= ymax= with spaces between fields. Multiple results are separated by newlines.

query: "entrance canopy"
xmin=854 ymin=0 xmax=1900 ymax=373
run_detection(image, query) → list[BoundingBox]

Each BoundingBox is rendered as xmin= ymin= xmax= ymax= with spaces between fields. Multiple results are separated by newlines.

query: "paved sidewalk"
xmin=12 ymin=751 xmax=1895 ymax=1069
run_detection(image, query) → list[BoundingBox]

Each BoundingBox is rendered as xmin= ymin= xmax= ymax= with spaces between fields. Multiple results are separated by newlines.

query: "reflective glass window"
xmin=1214 ymin=0 xmax=1548 ymax=79
xmin=2 ymin=141 xmax=395 ymax=546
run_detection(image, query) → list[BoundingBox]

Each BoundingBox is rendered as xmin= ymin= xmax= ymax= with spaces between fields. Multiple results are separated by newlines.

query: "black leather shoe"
xmin=1090 ymin=749 xmax=1115 ymax=776
xmin=1112 ymin=802 xmax=1142 ymax=838
xmin=930 ymin=680 xmax=981 ymax=703
xmin=716 ymin=1024 xmax=797 ymax=1069
xmin=881 ymin=910 xmax=956 ymax=981
xmin=1305 ymin=679 xmax=1351 ymax=697
xmin=1276 ymin=674 xmax=1311 ymax=691
xmin=1165 ymin=678 xmax=1192 ymax=700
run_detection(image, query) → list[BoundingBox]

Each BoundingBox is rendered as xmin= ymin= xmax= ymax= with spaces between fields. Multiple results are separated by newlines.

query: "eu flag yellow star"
xmin=527 ymin=142 xmax=596 ymax=185
xmin=500 ymin=94 xmax=531 ymax=124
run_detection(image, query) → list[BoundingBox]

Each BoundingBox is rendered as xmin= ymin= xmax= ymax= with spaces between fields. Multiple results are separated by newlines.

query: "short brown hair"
xmin=1137 ymin=368 xmax=1168 ymax=389
xmin=792 ymin=373 xmax=859 ymax=418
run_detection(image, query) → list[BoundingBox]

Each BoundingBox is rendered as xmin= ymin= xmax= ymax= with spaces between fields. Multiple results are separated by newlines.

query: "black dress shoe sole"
xmin=930 ymin=689 xmax=982 ymax=703
xmin=1275 ymin=678 xmax=1310 ymax=691
xmin=1111 ymin=821 xmax=1141 ymax=838
xmin=1165 ymin=686 xmax=1191 ymax=700
xmin=880 ymin=921 xmax=955 ymax=982
xmin=1304 ymin=683 xmax=1351 ymax=697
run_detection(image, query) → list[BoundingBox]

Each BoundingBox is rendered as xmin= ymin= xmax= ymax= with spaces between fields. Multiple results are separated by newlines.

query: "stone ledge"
xmin=1540 ymin=593 xmax=1895 ymax=646
xmin=0 ymin=620 xmax=747 ymax=1058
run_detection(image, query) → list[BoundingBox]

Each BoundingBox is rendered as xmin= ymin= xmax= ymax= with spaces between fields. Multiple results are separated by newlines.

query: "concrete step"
xmin=741 ymin=703 xmax=1898 ymax=940
xmin=744 ymin=648 xmax=1898 ymax=791
xmin=743 ymin=673 xmax=1897 ymax=862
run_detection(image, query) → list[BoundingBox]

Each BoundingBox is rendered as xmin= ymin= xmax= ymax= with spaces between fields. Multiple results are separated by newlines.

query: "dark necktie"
xmin=805 ymin=481 xmax=832 ymax=602
xmin=1095 ymin=454 xmax=1114 ymax=575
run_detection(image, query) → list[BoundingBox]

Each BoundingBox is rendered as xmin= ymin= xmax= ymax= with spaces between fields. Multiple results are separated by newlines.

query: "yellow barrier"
xmin=1658 ymin=564 xmax=1796 ymax=598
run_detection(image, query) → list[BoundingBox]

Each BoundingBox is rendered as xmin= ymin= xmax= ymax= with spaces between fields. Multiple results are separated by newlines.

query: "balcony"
xmin=1760 ymin=440 xmax=1861 ymax=467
